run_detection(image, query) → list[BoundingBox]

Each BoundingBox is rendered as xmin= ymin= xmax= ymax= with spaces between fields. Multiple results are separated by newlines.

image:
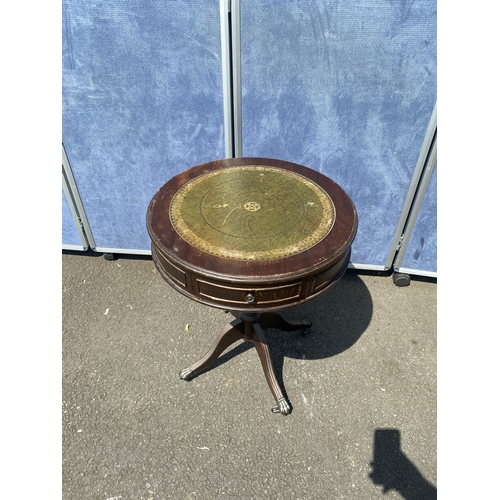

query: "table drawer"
xmin=196 ymin=279 xmax=303 ymax=308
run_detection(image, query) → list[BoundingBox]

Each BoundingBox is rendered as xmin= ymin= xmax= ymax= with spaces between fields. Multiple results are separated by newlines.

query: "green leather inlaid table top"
xmin=170 ymin=165 xmax=335 ymax=260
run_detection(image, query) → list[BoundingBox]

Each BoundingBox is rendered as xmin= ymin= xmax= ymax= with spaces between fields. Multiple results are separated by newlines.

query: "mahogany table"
xmin=146 ymin=157 xmax=357 ymax=415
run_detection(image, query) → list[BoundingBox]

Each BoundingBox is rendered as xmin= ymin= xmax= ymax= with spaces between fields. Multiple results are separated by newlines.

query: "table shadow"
xmin=276 ymin=270 xmax=373 ymax=360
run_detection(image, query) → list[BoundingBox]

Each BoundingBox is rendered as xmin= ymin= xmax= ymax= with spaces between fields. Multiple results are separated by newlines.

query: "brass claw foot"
xmin=271 ymin=397 xmax=291 ymax=415
xmin=179 ymin=367 xmax=194 ymax=381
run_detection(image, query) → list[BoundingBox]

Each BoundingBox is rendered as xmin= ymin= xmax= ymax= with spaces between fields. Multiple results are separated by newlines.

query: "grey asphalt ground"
xmin=62 ymin=252 xmax=436 ymax=500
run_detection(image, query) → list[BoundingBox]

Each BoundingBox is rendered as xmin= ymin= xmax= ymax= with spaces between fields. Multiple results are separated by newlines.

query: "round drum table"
xmin=147 ymin=157 xmax=357 ymax=415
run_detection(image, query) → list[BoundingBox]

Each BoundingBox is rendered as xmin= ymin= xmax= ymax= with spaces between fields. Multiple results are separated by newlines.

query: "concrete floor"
xmin=62 ymin=252 xmax=436 ymax=499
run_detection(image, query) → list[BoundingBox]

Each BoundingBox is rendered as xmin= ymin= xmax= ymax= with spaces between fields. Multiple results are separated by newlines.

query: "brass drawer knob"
xmin=245 ymin=293 xmax=255 ymax=304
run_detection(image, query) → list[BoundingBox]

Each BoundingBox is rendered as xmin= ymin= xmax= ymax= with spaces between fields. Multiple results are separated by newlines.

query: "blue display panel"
xmin=239 ymin=0 xmax=436 ymax=267
xmin=63 ymin=1 xmax=225 ymax=251
xmin=63 ymin=190 xmax=85 ymax=250
xmin=399 ymin=165 xmax=437 ymax=275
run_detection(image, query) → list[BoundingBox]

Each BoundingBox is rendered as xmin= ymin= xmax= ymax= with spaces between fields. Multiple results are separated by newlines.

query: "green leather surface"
xmin=170 ymin=166 xmax=335 ymax=260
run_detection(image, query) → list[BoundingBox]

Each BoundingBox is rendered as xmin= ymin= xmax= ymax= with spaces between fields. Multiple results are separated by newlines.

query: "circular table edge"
xmin=147 ymin=157 xmax=358 ymax=284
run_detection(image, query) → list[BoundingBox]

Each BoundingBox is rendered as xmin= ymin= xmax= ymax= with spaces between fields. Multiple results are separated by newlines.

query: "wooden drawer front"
xmin=312 ymin=253 xmax=348 ymax=293
xmin=196 ymin=279 xmax=303 ymax=307
xmin=154 ymin=247 xmax=187 ymax=288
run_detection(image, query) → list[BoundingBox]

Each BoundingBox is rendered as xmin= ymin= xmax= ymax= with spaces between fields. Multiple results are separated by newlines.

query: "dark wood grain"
xmin=147 ymin=157 xmax=357 ymax=312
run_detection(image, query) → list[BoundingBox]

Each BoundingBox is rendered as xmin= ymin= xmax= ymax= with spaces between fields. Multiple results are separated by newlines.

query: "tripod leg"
xmin=179 ymin=318 xmax=245 ymax=380
xmin=252 ymin=322 xmax=291 ymax=415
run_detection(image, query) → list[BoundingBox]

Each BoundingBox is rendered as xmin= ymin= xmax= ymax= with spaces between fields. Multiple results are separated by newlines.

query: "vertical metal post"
xmin=219 ymin=0 xmax=242 ymax=158
xmin=220 ymin=0 xmax=234 ymax=158
xmin=230 ymin=0 xmax=242 ymax=157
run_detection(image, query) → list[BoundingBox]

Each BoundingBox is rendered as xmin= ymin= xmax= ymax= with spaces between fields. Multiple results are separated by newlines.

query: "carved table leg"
xmin=252 ymin=322 xmax=291 ymax=415
xmin=179 ymin=318 xmax=245 ymax=381
xmin=179 ymin=312 xmax=308 ymax=415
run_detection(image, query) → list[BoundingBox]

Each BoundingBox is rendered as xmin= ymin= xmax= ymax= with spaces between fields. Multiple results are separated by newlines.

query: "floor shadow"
xmin=277 ymin=270 xmax=373 ymax=360
xmin=370 ymin=429 xmax=437 ymax=499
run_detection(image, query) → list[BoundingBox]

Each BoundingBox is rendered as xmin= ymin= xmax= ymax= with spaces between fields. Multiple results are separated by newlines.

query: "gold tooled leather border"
xmin=169 ymin=165 xmax=336 ymax=261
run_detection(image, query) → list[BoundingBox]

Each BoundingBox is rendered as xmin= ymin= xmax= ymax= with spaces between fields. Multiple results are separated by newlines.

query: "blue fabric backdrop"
xmin=62 ymin=0 xmax=437 ymax=272
xmin=62 ymin=0 xmax=225 ymax=251
xmin=239 ymin=0 xmax=437 ymax=268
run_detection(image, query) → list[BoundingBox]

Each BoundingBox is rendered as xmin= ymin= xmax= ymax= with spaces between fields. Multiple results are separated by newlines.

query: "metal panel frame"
xmin=348 ymin=263 xmax=387 ymax=272
xmin=393 ymin=136 xmax=437 ymax=273
xmin=385 ymin=103 xmax=437 ymax=270
xmin=220 ymin=0 xmax=234 ymax=158
xmin=92 ymin=247 xmax=152 ymax=256
xmin=396 ymin=267 xmax=437 ymax=279
xmin=62 ymin=184 xmax=86 ymax=251
xmin=230 ymin=0 xmax=242 ymax=158
xmin=220 ymin=0 xmax=242 ymax=158
xmin=62 ymin=144 xmax=95 ymax=251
